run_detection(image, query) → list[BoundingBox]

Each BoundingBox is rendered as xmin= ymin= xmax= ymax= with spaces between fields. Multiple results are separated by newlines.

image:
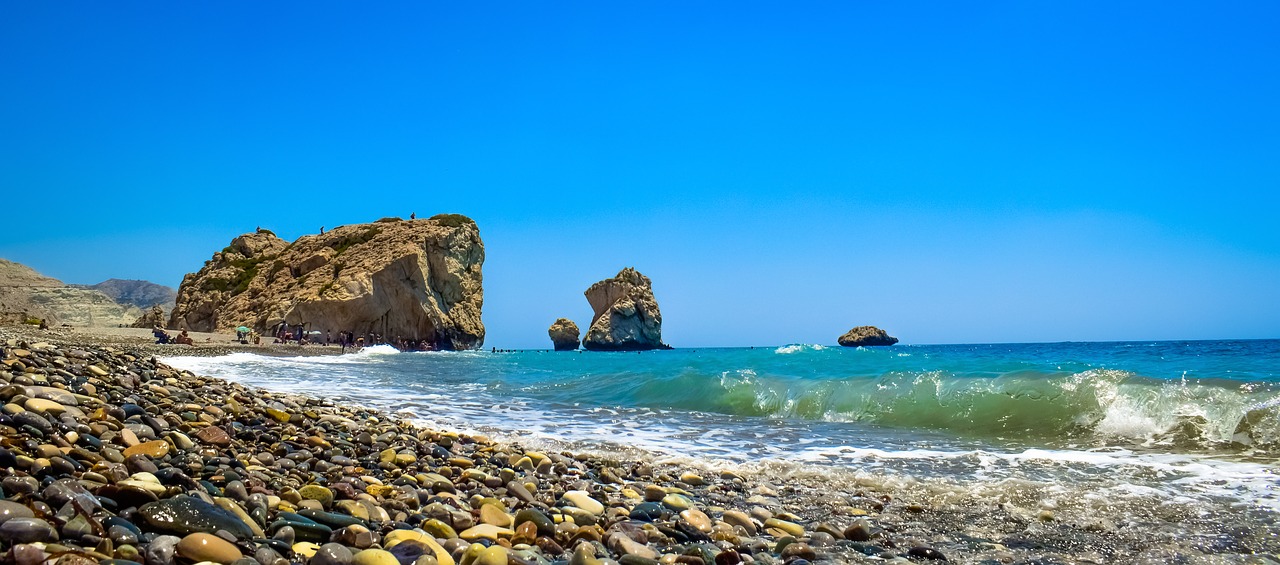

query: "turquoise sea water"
xmin=164 ymin=339 xmax=1280 ymax=545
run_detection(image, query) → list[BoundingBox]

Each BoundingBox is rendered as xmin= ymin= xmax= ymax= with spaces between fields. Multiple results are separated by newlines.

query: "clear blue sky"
xmin=3 ymin=2 xmax=1278 ymax=347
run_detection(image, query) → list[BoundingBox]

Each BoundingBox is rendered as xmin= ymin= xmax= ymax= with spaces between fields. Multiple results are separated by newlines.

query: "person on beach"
xmin=152 ymin=326 xmax=170 ymax=344
xmin=174 ymin=330 xmax=194 ymax=345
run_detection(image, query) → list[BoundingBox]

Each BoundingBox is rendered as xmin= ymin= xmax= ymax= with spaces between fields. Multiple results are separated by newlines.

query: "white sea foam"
xmin=774 ymin=344 xmax=825 ymax=354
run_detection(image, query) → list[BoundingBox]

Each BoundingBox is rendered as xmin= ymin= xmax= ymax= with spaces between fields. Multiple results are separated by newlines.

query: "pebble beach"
xmin=2 ymin=327 xmax=1276 ymax=564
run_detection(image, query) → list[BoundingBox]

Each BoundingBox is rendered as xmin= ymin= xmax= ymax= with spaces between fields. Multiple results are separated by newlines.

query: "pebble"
xmin=351 ymin=549 xmax=400 ymax=565
xmin=312 ymin=543 xmax=355 ymax=565
xmin=177 ymin=532 xmax=243 ymax=564
xmin=0 ymin=517 xmax=58 ymax=543
xmin=122 ymin=439 xmax=170 ymax=459
xmin=562 ymin=490 xmax=606 ymax=516
xmin=140 ymin=496 xmax=256 ymax=539
xmin=0 ymin=500 xmax=35 ymax=525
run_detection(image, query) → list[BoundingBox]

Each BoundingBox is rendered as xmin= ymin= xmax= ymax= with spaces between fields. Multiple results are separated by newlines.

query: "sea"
xmin=162 ymin=339 xmax=1280 ymax=558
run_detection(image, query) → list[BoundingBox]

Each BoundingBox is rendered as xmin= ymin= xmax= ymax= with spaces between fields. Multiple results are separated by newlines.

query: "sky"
xmin=2 ymin=2 xmax=1278 ymax=348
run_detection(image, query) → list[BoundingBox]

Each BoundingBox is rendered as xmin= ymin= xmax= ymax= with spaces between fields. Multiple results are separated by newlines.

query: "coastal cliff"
xmin=581 ymin=267 xmax=666 ymax=351
xmin=0 ymin=258 xmax=147 ymax=327
xmin=168 ymin=215 xmax=485 ymax=350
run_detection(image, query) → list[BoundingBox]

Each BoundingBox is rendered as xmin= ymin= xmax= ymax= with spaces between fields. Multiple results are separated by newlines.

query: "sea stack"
xmin=581 ymin=267 xmax=667 ymax=351
xmin=838 ymin=326 xmax=899 ymax=347
xmin=548 ymin=318 xmax=581 ymax=351
xmin=169 ymin=215 xmax=485 ymax=350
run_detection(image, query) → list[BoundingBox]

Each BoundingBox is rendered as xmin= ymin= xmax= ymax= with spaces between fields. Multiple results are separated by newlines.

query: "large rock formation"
xmin=0 ymin=258 xmax=144 ymax=327
xmin=169 ymin=215 xmax=485 ymax=350
xmin=581 ymin=268 xmax=667 ymax=351
xmin=838 ymin=326 xmax=899 ymax=347
xmin=548 ymin=318 xmax=580 ymax=351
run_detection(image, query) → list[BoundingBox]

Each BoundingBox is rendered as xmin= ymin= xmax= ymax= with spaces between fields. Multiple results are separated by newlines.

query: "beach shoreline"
xmin=2 ymin=325 xmax=1276 ymax=564
xmin=0 ymin=326 xmax=889 ymax=564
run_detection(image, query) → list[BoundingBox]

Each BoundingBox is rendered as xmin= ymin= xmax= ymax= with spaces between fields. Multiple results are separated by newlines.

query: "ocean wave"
xmin=162 ymin=346 xmax=1280 ymax=454
xmin=617 ymin=367 xmax=1280 ymax=451
xmin=774 ymin=344 xmax=826 ymax=354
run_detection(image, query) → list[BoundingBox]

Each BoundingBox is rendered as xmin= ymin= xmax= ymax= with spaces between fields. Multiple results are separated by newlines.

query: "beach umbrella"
xmin=237 ymin=326 xmax=250 ymax=333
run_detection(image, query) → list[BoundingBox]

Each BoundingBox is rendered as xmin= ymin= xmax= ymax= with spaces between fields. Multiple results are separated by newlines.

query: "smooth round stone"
xmin=351 ymin=549 xmax=399 ymax=565
xmin=629 ymin=502 xmax=665 ymax=522
xmin=720 ymin=510 xmax=756 ymax=536
xmin=473 ymin=546 xmax=507 ymax=565
xmin=843 ymin=518 xmax=873 ymax=541
xmin=292 ymin=542 xmax=321 ymax=559
xmin=311 ymin=543 xmax=354 ymax=565
xmin=513 ymin=509 xmax=555 ymax=537
xmin=678 ymin=472 xmax=706 ymax=486
xmin=809 ymin=531 xmax=836 ymax=547
xmin=505 ymin=481 xmax=535 ymax=504
xmin=0 ymin=501 xmax=35 ymax=525
xmin=138 ymin=496 xmax=255 ymax=539
xmin=122 ymin=440 xmax=170 ymax=459
xmin=420 ymin=519 xmax=457 ymax=540
xmin=660 ymin=493 xmax=693 ymax=511
xmin=561 ymin=490 xmax=604 ymax=516
xmin=298 ymin=485 xmax=334 ymax=509
xmin=764 ymin=517 xmax=805 ymax=537
xmin=23 ymin=398 xmax=65 ymax=415
xmin=109 ymin=524 xmax=140 ymax=546
xmin=478 ymin=504 xmax=512 ymax=527
xmin=569 ymin=543 xmax=603 ymax=565
xmin=680 ymin=508 xmax=713 ymax=533
xmin=386 ymin=540 xmax=429 ymax=565
xmin=382 ymin=529 xmax=455 ymax=565
xmin=643 ymin=485 xmax=665 ymax=502
xmin=458 ymin=523 xmax=513 ymax=542
xmin=780 ymin=542 xmax=816 ymax=561
xmin=177 ymin=532 xmax=242 ymax=564
xmin=609 ymin=533 xmax=658 ymax=560
xmin=0 ymin=517 xmax=59 ymax=543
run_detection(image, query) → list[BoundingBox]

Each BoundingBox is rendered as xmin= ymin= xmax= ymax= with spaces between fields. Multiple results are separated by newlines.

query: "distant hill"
xmin=85 ymin=279 xmax=177 ymax=311
xmin=0 ymin=258 xmax=162 ymax=327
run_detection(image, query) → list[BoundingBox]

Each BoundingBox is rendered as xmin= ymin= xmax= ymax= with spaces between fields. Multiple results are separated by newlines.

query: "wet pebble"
xmin=0 ymin=517 xmax=59 ymax=544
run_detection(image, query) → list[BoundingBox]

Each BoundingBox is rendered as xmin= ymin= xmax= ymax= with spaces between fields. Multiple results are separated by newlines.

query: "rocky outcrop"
xmin=581 ymin=268 xmax=667 ymax=351
xmin=838 ymin=326 xmax=899 ymax=347
xmin=548 ymin=318 xmax=581 ymax=351
xmin=169 ymin=216 xmax=485 ymax=350
xmin=0 ymin=258 xmax=143 ymax=327
xmin=131 ymin=305 xmax=167 ymax=329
